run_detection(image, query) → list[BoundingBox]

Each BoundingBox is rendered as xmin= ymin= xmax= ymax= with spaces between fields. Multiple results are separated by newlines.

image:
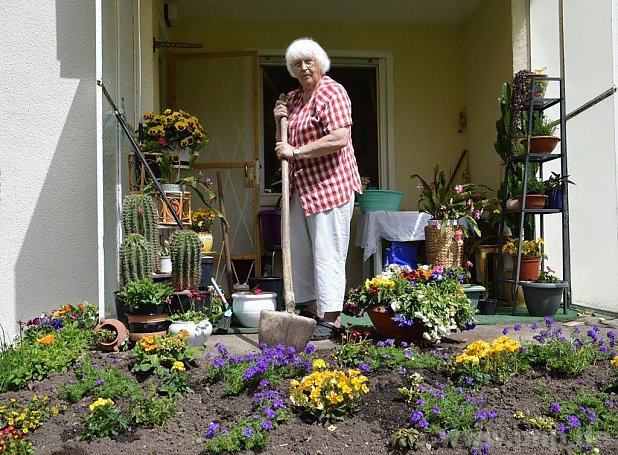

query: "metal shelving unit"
xmin=497 ymin=76 xmax=571 ymax=315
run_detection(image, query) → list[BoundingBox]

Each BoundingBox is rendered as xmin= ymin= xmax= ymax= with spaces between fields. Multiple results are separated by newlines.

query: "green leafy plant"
xmin=78 ymin=398 xmax=129 ymax=441
xmin=537 ymin=265 xmax=561 ymax=283
xmin=289 ymin=358 xmax=370 ymax=423
xmin=128 ymin=384 xmax=178 ymax=428
xmin=343 ymin=265 xmax=476 ymax=343
xmin=118 ymin=278 xmax=173 ymax=309
xmin=523 ymin=111 xmax=557 ymax=136
xmin=159 ymin=240 xmax=170 ymax=257
xmin=93 ymin=328 xmax=117 ymax=344
xmin=204 ymin=389 xmax=291 ymax=453
xmin=59 ymin=358 xmax=141 ymax=403
xmin=544 ymin=171 xmax=575 ymax=196
xmin=410 ymin=164 xmax=492 ymax=236
xmin=157 ymin=363 xmax=193 ymax=397
xmin=513 ymin=174 xmax=546 ymax=195
xmin=390 ymin=427 xmax=421 ymax=451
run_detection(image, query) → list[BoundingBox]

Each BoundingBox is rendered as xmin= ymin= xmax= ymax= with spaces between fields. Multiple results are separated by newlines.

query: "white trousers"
xmin=289 ymin=192 xmax=355 ymax=314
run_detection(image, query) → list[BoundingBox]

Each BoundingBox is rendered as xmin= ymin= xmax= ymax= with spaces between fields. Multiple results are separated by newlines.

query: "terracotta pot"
xmin=366 ymin=306 xmax=434 ymax=346
xmin=514 ymin=195 xmax=548 ymax=210
xmin=94 ymin=319 xmax=128 ymax=352
xmin=515 ymin=256 xmax=542 ymax=281
xmin=520 ymin=136 xmax=560 ymax=153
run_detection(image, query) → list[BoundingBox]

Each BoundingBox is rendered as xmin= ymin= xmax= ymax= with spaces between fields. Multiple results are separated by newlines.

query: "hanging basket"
xmin=424 ymin=223 xmax=463 ymax=268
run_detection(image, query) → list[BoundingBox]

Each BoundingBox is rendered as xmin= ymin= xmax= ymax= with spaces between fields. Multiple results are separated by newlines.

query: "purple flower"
xmin=530 ymin=323 xmax=539 ymax=330
xmin=410 ymin=410 xmax=425 ymax=423
xmin=417 ymin=419 xmax=429 ymax=430
xmin=212 ymin=357 xmax=226 ymax=368
xmin=241 ymin=427 xmax=253 ymax=438
xmin=259 ymin=379 xmax=270 ymax=388
xmin=358 ymin=362 xmax=371 ymax=373
xmin=205 ymin=422 xmax=219 ymax=439
xmin=556 ymin=423 xmax=567 ymax=433
xmin=550 ymin=402 xmax=561 ymax=413
xmin=385 ymin=339 xmax=394 ymax=346
xmin=502 ymin=327 xmax=510 ymax=335
xmin=514 ymin=323 xmax=522 ymax=331
xmin=482 ymin=442 xmax=490 ymax=455
xmin=215 ymin=343 xmax=229 ymax=357
xmin=96 ymin=378 xmax=104 ymax=385
xmin=487 ymin=410 xmax=498 ymax=419
xmin=263 ymin=407 xmax=276 ymax=420
xmin=567 ymin=415 xmax=580 ymax=428
xmin=404 ymin=348 xmax=414 ymax=359
xmin=431 ymin=406 xmax=440 ymax=414
xmin=376 ymin=341 xmax=385 ymax=347
xmin=110 ymin=357 xmax=119 ymax=364
xmin=465 ymin=376 xmax=474 ymax=386
xmin=606 ymin=400 xmax=615 ymax=409
xmin=303 ymin=343 xmax=315 ymax=354
xmin=544 ymin=317 xmax=554 ymax=326
xmin=261 ymin=420 xmax=274 ymax=431
xmin=382 ymin=354 xmax=392 ymax=359
xmin=474 ymin=410 xmax=488 ymax=421
xmin=438 ymin=431 xmax=447 ymax=441
xmin=415 ymin=399 xmax=426 ymax=406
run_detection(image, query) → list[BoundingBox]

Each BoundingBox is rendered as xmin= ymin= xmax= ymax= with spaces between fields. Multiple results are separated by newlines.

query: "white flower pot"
xmin=159 ymin=256 xmax=172 ymax=273
xmin=232 ymin=292 xmax=277 ymax=328
xmin=168 ymin=319 xmax=213 ymax=347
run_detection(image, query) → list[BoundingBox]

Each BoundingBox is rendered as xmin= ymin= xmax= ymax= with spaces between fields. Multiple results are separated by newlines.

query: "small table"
xmin=355 ymin=211 xmax=432 ymax=277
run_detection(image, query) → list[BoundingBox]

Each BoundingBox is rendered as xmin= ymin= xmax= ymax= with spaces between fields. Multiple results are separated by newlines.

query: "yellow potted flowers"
xmin=191 ymin=207 xmax=217 ymax=253
xmin=501 ymin=237 xmax=547 ymax=281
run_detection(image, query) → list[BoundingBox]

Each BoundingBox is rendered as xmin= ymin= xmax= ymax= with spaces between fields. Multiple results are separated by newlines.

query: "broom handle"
xmin=217 ymin=171 xmax=235 ymax=297
xmin=279 ymin=95 xmax=295 ymax=313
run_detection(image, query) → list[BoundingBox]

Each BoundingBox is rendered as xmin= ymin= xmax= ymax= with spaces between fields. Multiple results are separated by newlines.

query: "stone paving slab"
xmin=203 ymin=315 xmax=617 ymax=356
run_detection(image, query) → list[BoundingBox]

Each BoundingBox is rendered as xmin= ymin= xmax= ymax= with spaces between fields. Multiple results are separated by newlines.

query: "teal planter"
xmin=463 ymin=284 xmax=486 ymax=308
xmin=357 ymin=190 xmax=404 ymax=213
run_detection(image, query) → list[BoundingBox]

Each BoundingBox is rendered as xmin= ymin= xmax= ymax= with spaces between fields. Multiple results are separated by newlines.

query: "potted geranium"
xmin=520 ymin=265 xmax=568 ymax=317
xmin=167 ymin=291 xmax=213 ymax=347
xmin=501 ymin=237 xmax=547 ymax=281
xmin=343 ymin=264 xmax=476 ymax=344
xmin=410 ymin=164 xmax=492 ymax=267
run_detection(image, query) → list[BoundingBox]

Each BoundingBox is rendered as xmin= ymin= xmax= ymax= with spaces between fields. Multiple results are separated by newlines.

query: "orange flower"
xmin=52 ymin=304 xmax=73 ymax=317
xmin=37 ymin=334 xmax=55 ymax=345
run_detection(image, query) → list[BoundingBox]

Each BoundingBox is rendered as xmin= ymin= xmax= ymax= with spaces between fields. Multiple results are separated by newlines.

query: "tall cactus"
xmin=122 ymin=194 xmax=158 ymax=244
xmin=119 ymin=233 xmax=154 ymax=288
xmin=121 ymin=194 xmax=159 ymax=269
xmin=170 ymin=230 xmax=202 ymax=291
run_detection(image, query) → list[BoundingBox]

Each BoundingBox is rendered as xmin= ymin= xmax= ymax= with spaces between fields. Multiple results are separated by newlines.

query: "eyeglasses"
xmin=293 ymin=59 xmax=315 ymax=69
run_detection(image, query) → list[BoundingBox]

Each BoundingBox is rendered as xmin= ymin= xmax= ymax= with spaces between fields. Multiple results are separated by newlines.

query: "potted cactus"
xmin=116 ymin=194 xmax=159 ymax=324
xmin=168 ymin=230 xmax=203 ymax=314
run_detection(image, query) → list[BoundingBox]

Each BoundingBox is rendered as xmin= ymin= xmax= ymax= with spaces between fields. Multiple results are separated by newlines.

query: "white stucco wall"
xmin=530 ymin=0 xmax=618 ymax=313
xmin=0 ymin=1 xmax=98 ymax=339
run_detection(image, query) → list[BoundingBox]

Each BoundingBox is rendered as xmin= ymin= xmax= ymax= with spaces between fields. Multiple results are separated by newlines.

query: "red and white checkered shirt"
xmin=286 ymin=76 xmax=362 ymax=216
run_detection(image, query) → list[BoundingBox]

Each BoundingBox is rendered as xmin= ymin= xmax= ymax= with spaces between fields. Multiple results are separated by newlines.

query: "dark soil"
xmin=5 ymin=344 xmax=618 ymax=455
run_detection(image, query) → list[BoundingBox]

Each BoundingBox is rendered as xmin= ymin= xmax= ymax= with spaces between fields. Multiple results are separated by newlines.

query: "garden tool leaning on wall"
xmin=258 ymin=95 xmax=316 ymax=351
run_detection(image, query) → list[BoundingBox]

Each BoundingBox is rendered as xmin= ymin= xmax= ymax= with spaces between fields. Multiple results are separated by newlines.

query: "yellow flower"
xmin=312 ymin=359 xmax=327 ymax=370
xmin=89 ymin=398 xmax=114 ymax=412
xmin=175 ymin=121 xmax=188 ymax=132
xmin=37 ymin=334 xmax=55 ymax=345
xmin=611 ymin=355 xmax=618 ymax=367
xmin=171 ymin=361 xmax=185 ymax=372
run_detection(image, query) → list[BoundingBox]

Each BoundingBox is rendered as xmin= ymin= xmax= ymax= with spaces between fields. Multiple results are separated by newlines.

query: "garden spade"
xmin=258 ymin=95 xmax=316 ymax=351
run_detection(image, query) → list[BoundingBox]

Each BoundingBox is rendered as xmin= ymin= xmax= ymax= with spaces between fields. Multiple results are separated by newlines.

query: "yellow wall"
xmin=463 ymin=0 xmax=514 ymax=194
xmin=148 ymin=3 xmax=514 ymax=283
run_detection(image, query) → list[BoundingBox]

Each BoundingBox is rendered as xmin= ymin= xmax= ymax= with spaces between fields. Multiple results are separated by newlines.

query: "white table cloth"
xmin=355 ymin=211 xmax=432 ymax=276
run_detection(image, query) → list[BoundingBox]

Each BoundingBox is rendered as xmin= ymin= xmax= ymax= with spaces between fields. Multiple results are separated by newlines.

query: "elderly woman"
xmin=274 ymin=37 xmax=362 ymax=339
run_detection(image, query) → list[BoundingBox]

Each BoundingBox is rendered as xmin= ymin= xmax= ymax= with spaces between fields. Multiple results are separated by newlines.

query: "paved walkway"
xmin=203 ymin=314 xmax=618 ymax=356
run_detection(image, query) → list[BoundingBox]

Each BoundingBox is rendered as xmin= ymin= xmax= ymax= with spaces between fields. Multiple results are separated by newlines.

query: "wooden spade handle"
xmin=279 ymin=94 xmax=295 ymax=313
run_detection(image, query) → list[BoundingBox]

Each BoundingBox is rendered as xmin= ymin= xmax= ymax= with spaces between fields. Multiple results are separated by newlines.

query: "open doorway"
xmin=261 ymin=60 xmax=379 ymax=194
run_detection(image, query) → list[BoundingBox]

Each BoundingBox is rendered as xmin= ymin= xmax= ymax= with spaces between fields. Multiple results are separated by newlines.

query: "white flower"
xmin=390 ymin=300 xmax=400 ymax=312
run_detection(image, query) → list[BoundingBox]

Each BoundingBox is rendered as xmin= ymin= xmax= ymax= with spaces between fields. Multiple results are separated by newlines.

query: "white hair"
xmin=285 ymin=37 xmax=331 ymax=78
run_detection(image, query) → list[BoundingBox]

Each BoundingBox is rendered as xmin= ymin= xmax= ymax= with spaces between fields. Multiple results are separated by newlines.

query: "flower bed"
xmin=1 ymin=304 xmax=617 ymax=454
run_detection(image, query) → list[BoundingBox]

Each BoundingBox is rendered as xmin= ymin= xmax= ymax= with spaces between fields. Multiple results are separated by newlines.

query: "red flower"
xmin=252 ymin=286 xmax=263 ymax=295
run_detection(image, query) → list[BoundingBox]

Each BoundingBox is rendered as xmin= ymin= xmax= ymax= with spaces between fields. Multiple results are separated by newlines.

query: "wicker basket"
xmin=424 ymin=224 xmax=463 ymax=268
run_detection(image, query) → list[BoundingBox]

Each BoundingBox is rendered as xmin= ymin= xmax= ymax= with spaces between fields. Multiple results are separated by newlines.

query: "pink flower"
xmin=455 ymin=229 xmax=464 ymax=246
xmin=433 ymin=265 xmax=444 ymax=273
xmin=475 ymin=210 xmax=482 ymax=220
xmin=435 ymin=222 xmax=441 ymax=230
xmin=416 ymin=183 xmax=424 ymax=191
xmin=455 ymin=185 xmax=463 ymax=194
xmin=466 ymin=261 xmax=473 ymax=268
xmin=158 ymin=137 xmax=168 ymax=146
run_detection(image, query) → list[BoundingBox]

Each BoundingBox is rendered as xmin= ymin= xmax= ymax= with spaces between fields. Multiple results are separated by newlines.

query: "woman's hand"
xmin=275 ymin=141 xmax=294 ymax=160
xmin=273 ymin=100 xmax=288 ymax=122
